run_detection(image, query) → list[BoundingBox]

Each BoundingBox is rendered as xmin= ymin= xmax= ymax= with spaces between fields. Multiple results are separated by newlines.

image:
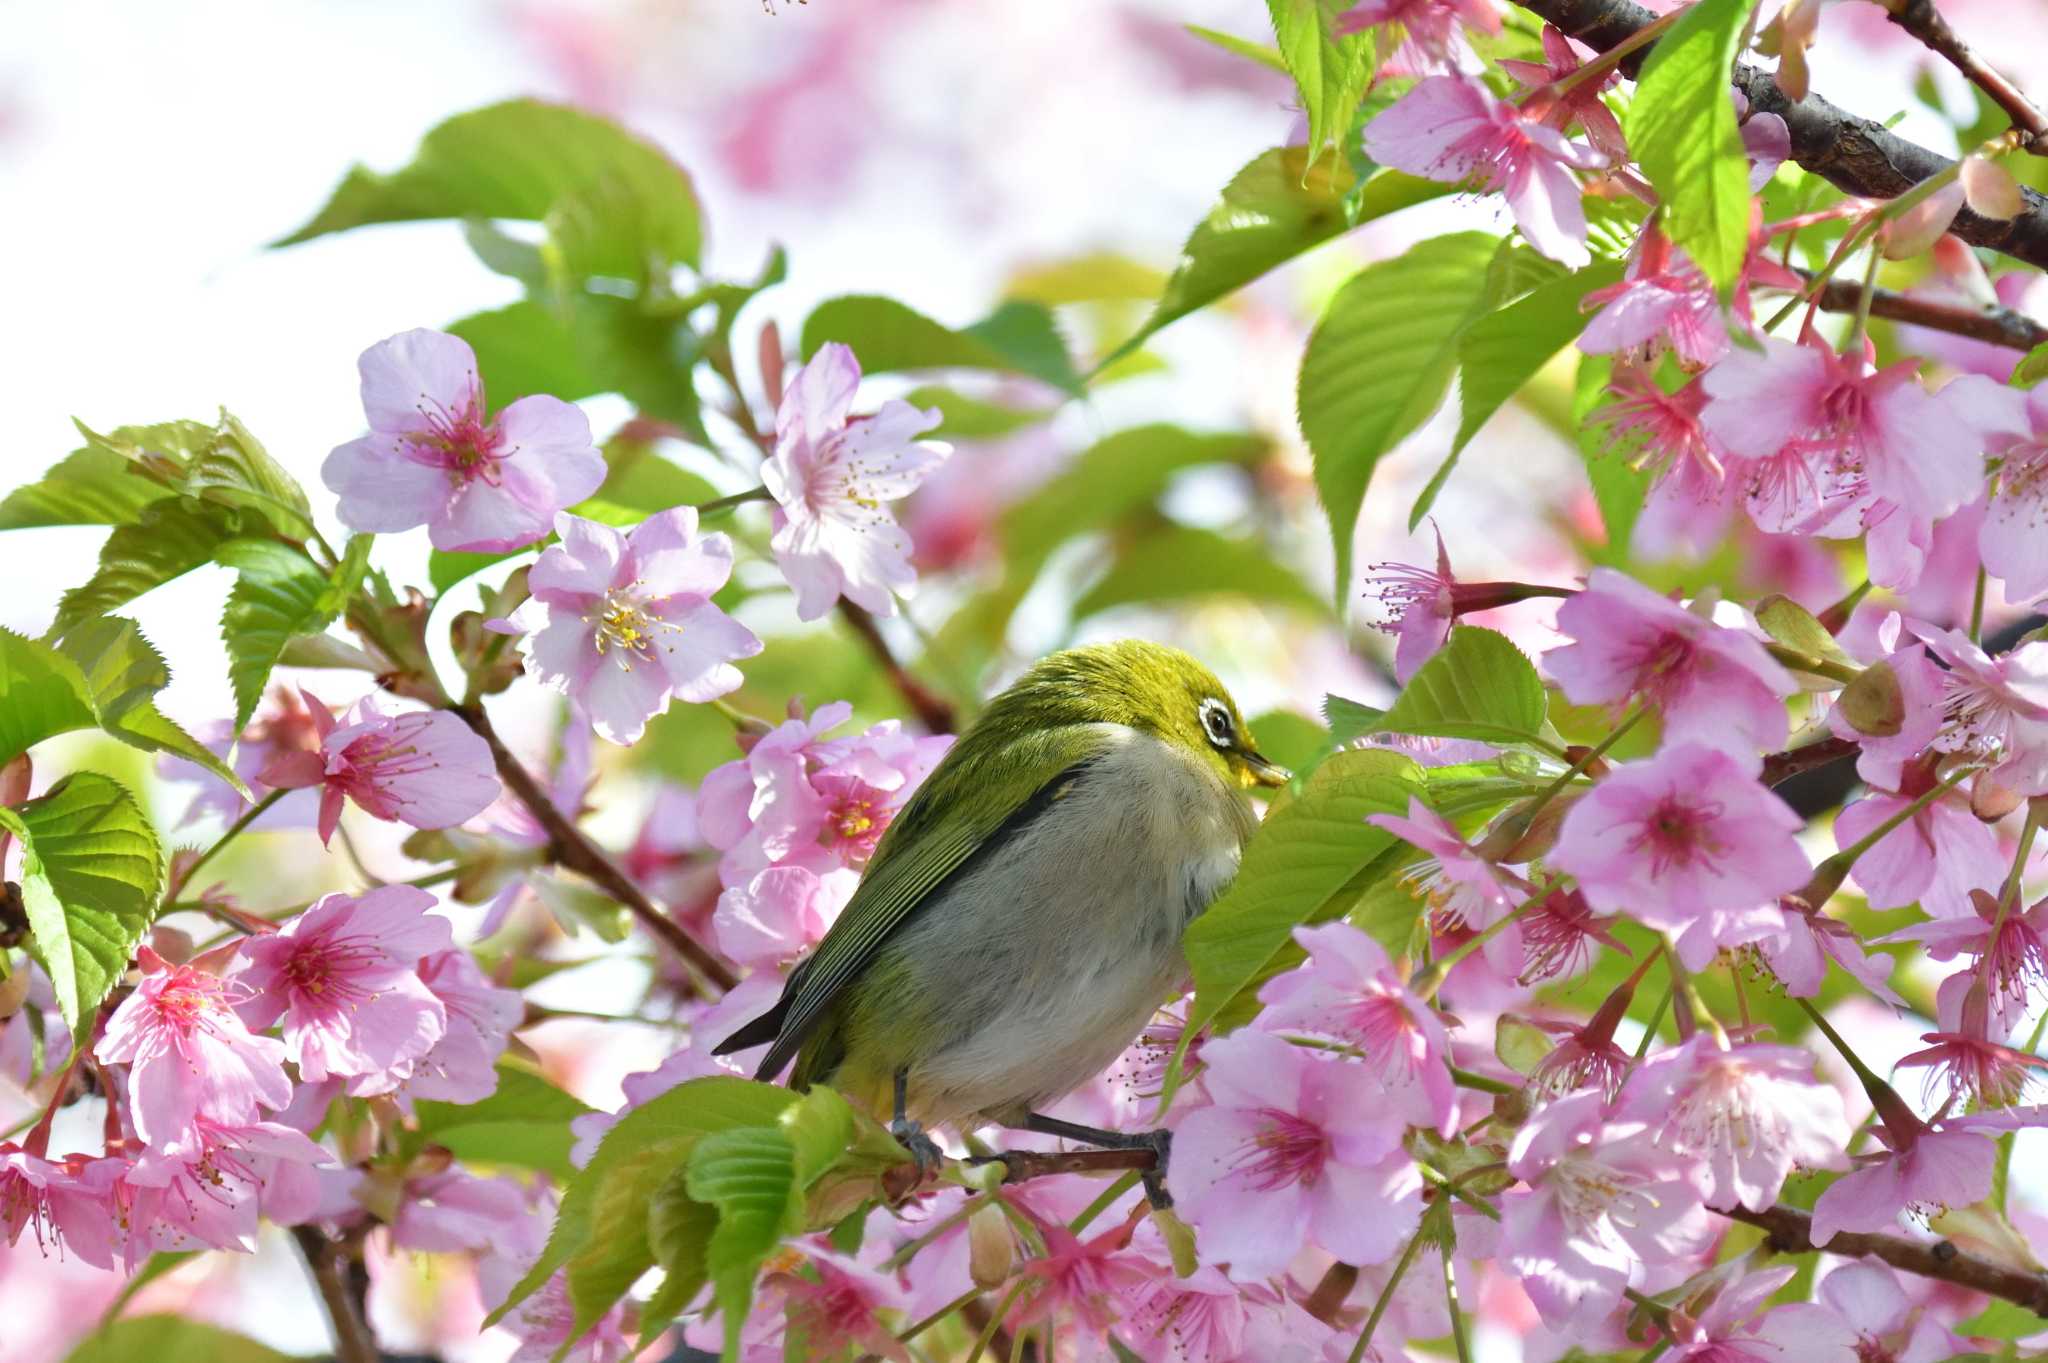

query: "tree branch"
xmin=1511 ymin=0 xmax=2048 ymax=270
xmin=1882 ymin=0 xmax=2048 ymax=152
xmin=1723 ymin=1204 xmax=2048 ymax=1315
xmin=1803 ymin=273 xmax=2048 ymax=351
xmin=452 ymin=701 xmax=738 ymax=992
xmin=837 ymin=600 xmax=958 ymax=735
xmin=291 ymin=1225 xmax=378 ymax=1363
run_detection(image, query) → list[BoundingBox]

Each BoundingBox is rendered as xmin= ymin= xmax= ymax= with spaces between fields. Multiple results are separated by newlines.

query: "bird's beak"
xmin=1243 ymin=751 xmax=1292 ymax=788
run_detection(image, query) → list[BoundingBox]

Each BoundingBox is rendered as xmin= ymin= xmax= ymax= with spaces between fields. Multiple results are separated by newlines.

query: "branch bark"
xmin=453 ymin=701 xmax=738 ymax=992
xmin=1511 ymin=0 xmax=2048 ymax=270
xmin=1804 ymin=273 xmax=2048 ymax=351
xmin=1723 ymin=1203 xmax=2048 ymax=1315
xmin=837 ymin=600 xmax=958 ymax=735
xmin=1881 ymin=0 xmax=2048 ymax=152
xmin=291 ymin=1225 xmax=378 ymax=1363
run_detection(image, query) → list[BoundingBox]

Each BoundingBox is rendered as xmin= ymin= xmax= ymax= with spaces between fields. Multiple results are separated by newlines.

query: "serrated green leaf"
xmin=1182 ymin=748 xmax=1421 ymax=1041
xmin=216 ymin=540 xmax=341 ymax=734
xmin=54 ymin=616 xmax=173 ymax=724
xmin=0 ymin=420 xmax=207 ymax=532
xmin=1956 ymin=1298 xmax=2048 ymax=1341
xmin=639 ymin=1170 xmax=720 ymax=1348
xmin=689 ymin=1125 xmax=803 ymax=1362
xmin=1415 ymin=260 xmax=1626 ymax=525
xmin=1300 ymin=232 xmax=1499 ymax=604
xmin=1626 ymin=0 xmax=1756 ymax=289
xmin=1185 ymin=23 xmax=1289 ymax=72
xmin=1323 ymin=693 xmax=1387 ymax=745
xmin=448 ymin=301 xmax=605 ymax=407
xmin=1372 ymin=625 xmax=1548 ymax=745
xmin=1266 ymin=0 xmax=1374 ymax=161
xmin=0 ymin=629 xmax=99 ymax=768
xmin=276 ymin=99 xmax=703 ymax=273
xmin=1074 ymin=524 xmax=1326 ymax=620
xmin=488 ymin=1076 xmax=796 ymax=1328
xmin=800 ymin=295 xmax=1084 ymax=397
xmin=410 ymin=1061 xmax=595 ymax=1180
xmin=4 ymin=772 xmax=163 ymax=1032
xmin=66 ymin=1316 xmax=306 ymax=1363
xmin=188 ymin=412 xmax=316 ymax=540
xmin=52 ymin=499 xmax=240 ymax=636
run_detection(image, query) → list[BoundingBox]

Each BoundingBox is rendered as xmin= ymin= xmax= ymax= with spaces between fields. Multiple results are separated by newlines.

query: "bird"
xmin=715 ymin=639 xmax=1289 ymax=1200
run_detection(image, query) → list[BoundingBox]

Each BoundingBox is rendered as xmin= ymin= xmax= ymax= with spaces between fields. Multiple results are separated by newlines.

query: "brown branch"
xmin=837 ymin=600 xmax=958 ymax=734
xmin=1804 ymin=273 xmax=2048 ymax=352
xmin=1759 ymin=735 xmax=1860 ymax=787
xmin=1511 ymin=0 xmax=2048 ymax=270
xmin=1882 ymin=0 xmax=2048 ymax=153
xmin=291 ymin=1225 xmax=378 ymax=1363
xmin=452 ymin=701 xmax=739 ymax=992
xmin=1723 ymin=1204 xmax=2048 ymax=1315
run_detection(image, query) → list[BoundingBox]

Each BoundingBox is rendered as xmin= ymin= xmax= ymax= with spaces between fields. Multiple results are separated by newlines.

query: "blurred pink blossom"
xmin=260 ymin=689 xmax=500 ymax=846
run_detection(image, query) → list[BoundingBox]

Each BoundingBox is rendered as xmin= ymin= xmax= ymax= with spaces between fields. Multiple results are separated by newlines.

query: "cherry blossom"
xmin=1337 ymin=0 xmax=1500 ymax=68
xmin=1911 ymin=624 xmax=2048 ymax=793
xmin=396 ymin=948 xmax=523 ymax=1105
xmin=1363 ymin=75 xmax=1607 ymax=267
xmin=1502 ymin=25 xmax=1626 ymax=162
xmin=1885 ymin=887 xmax=2048 ymax=1027
xmin=1579 ymin=228 xmax=1729 ymax=368
xmin=1808 ymin=1104 xmax=1996 ymax=1247
xmin=713 ymin=864 xmax=841 ymax=969
xmin=323 ymin=328 xmax=604 ymax=552
xmin=1818 ymin=1260 xmax=1961 ymax=1363
xmin=259 ymin=688 xmax=500 ymax=846
xmin=497 ymin=508 xmax=761 ymax=744
xmin=1661 ymin=1265 xmax=1859 ymax=1363
xmin=764 ymin=342 xmax=950 ymax=620
xmin=1833 ymin=780 xmax=2001 ymax=918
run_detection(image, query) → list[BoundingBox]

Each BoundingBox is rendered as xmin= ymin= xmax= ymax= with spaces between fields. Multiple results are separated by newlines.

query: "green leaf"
xmin=1417 ymin=260 xmax=1626 ymax=525
xmin=1323 ymin=693 xmax=1387 ymax=745
xmin=26 ymin=619 xmax=245 ymax=794
xmin=0 ymin=628 xmax=98 ymax=767
xmin=448 ymin=301 xmax=605 ymax=407
xmin=1107 ymin=146 xmax=1357 ymax=364
xmin=2014 ymin=340 xmax=2048 ymax=387
xmin=800 ymin=295 xmax=1084 ymax=397
xmin=1956 ymin=1299 xmax=2048 ymax=1341
xmin=904 ymin=386 xmax=1052 ymax=440
xmin=3 ymin=772 xmax=163 ymax=1032
xmin=187 ymin=412 xmax=316 ymax=540
xmin=1266 ymin=0 xmax=1373 ymax=161
xmin=688 ymin=1125 xmax=802 ymax=1362
xmin=640 ymin=1172 xmax=719 ymax=1348
xmin=53 ymin=499 xmax=239 ymax=636
xmin=1372 ymin=625 xmax=1548 ymax=745
xmin=487 ymin=1076 xmax=796 ymax=1327
xmin=410 ymin=1061 xmax=595 ymax=1180
xmin=1300 ymin=232 xmax=1499 ymax=603
xmin=1626 ymin=0 xmax=1757 ymax=290
xmin=1074 ymin=525 xmax=1325 ymax=620
xmin=66 ymin=1316 xmax=306 ymax=1363
xmin=1184 ymin=23 xmax=1289 ymax=72
xmin=0 ymin=420 xmax=207 ymax=531
xmin=276 ymin=99 xmax=703 ymax=272
xmin=216 ymin=539 xmax=343 ymax=733
xmin=1181 ymin=748 xmax=1420 ymax=1039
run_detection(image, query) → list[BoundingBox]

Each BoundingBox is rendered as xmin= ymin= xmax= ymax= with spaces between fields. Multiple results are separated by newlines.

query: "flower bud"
xmin=966 ymin=1200 xmax=1013 ymax=1288
xmin=1836 ymin=659 xmax=1905 ymax=736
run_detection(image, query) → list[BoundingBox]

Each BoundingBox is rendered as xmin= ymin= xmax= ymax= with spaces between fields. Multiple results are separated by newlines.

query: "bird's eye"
xmin=1198 ymin=698 xmax=1234 ymax=748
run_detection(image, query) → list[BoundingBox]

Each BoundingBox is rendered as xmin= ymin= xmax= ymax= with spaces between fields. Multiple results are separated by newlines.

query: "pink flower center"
xmin=336 ymin=734 xmax=435 ymax=814
xmin=282 ymin=936 xmax=386 ymax=1005
xmin=1669 ymin=1061 xmax=1775 ymax=1163
xmin=402 ymin=388 xmax=506 ymax=481
xmin=588 ymin=588 xmax=677 ymax=666
xmin=814 ymin=774 xmax=895 ymax=866
xmin=1363 ymin=560 xmax=1451 ymax=632
xmin=1549 ymin=1153 xmax=1655 ymax=1234
xmin=1629 ymin=792 xmax=1726 ymax=874
xmin=1235 ymin=1109 xmax=1330 ymax=1190
xmin=148 ymin=973 xmax=232 ymax=1039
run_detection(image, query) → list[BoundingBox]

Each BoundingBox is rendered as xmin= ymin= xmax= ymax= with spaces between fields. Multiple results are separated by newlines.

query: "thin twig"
xmin=838 ymin=600 xmax=958 ymax=734
xmin=1723 ymin=1204 xmax=2048 ymax=1314
xmin=1883 ymin=0 xmax=2048 ymax=152
xmin=1803 ymin=272 xmax=2048 ymax=352
xmin=291 ymin=1225 xmax=378 ymax=1363
xmin=452 ymin=702 xmax=738 ymax=991
xmin=1510 ymin=0 xmax=2048 ymax=269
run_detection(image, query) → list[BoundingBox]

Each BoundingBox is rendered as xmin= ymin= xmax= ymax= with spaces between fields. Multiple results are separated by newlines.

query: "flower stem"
xmin=1794 ymin=995 xmax=1889 ymax=1092
xmin=1530 ymin=708 xmax=1645 ymax=811
xmin=695 ymin=485 xmax=773 ymax=518
xmin=1803 ymin=767 xmax=1972 ymax=903
xmin=1970 ymin=567 xmax=1988 ymax=644
xmin=1413 ymin=889 xmax=1547 ymax=1000
xmin=1448 ymin=1065 xmax=1515 ymax=1095
xmin=1537 ymin=4 xmax=1686 ymax=101
xmin=1442 ymin=1232 xmax=1474 ymax=1363
xmin=896 ymin=1288 xmax=985 ymax=1347
xmin=173 ymin=788 xmax=286 ymax=897
xmin=1346 ymin=1218 xmax=1433 ymax=1363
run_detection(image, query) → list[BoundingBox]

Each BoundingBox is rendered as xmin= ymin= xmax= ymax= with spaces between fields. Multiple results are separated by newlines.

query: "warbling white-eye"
xmin=718 ymin=639 xmax=1289 ymax=1201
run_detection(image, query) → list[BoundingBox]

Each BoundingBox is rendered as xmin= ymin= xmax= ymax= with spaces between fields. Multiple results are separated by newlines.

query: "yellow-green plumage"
xmin=716 ymin=639 xmax=1286 ymax=1131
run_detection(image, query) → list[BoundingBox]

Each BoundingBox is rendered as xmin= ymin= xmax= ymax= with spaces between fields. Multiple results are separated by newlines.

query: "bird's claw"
xmin=891 ymin=1117 xmax=944 ymax=1182
xmin=1137 ymin=1128 xmax=1173 ymax=1211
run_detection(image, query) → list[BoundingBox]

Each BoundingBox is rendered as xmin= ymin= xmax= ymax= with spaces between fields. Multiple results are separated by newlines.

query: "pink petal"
xmin=358 ymin=329 xmax=481 ymax=435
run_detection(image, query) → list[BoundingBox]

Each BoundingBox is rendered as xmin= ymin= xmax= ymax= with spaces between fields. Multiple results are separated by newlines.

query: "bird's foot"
xmin=1134 ymin=1128 xmax=1173 ymax=1211
xmin=891 ymin=1116 xmax=945 ymax=1183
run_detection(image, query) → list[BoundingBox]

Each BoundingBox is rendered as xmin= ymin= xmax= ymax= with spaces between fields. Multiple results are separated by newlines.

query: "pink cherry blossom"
xmin=1516 ymin=885 xmax=1628 ymax=984
xmin=1663 ymin=1265 xmax=1859 ymax=1363
xmin=713 ymin=865 xmax=841 ymax=969
xmin=1614 ymin=1038 xmax=1848 ymax=1211
xmin=129 ymin=1118 xmax=330 ymax=1255
xmin=157 ymin=686 xmax=326 ymax=827
xmin=498 ymin=508 xmax=761 ymax=744
xmin=235 ymin=885 xmax=453 ymax=1095
xmin=1337 ymin=0 xmax=1500 ymax=68
xmin=397 ymin=948 xmax=523 ymax=1105
xmin=1579 ymin=230 xmax=1729 ymax=368
xmin=323 ymin=328 xmax=604 ymax=552
xmin=95 ymin=947 xmax=292 ymax=1148
xmin=1833 ymin=781 xmax=2001 ymax=918
xmin=1808 ymin=1109 xmax=1996 ymax=1247
xmin=1551 ymin=743 xmax=1808 ymax=968
xmin=392 ymin=1170 xmax=533 ymax=1252
xmin=260 ymin=688 xmax=500 ymax=846
xmin=1256 ymin=921 xmax=1457 ymax=1134
xmin=1885 ymin=888 xmax=2048 ymax=1027
xmin=1501 ymin=1089 xmax=1713 ymax=1327
xmin=1911 ymin=624 xmax=2048 ymax=794
xmin=1758 ymin=898 xmax=1908 ymax=1007
xmin=483 ymin=1260 xmax=635 ymax=1363
xmin=1826 ymin=622 xmax=1946 ymax=791
xmin=1547 ymin=569 xmax=1796 ymax=753
xmin=1363 ymin=528 xmax=1561 ymax=683
xmin=1502 ymin=26 xmax=1626 ymax=162
xmin=1819 ymin=1260 xmax=1962 ymax=1363
xmin=764 ymin=342 xmax=950 ymax=620
xmin=754 ymin=1239 xmax=913 ymax=1360
xmin=1363 ymin=75 xmax=1607 ymax=267
xmin=1169 ymin=1028 xmax=1423 ymax=1280
xmin=1368 ymin=798 xmax=1518 ymax=937
xmin=1899 ymin=973 xmax=2048 ymax=1110
xmin=1 ymin=1142 xmax=61 ymax=1251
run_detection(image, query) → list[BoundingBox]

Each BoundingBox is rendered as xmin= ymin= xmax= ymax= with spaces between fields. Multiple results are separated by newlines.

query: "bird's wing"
xmin=731 ymin=722 xmax=1119 ymax=1082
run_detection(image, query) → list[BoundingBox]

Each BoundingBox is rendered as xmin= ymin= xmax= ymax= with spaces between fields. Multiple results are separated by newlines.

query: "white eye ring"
xmin=1198 ymin=698 xmax=1233 ymax=748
